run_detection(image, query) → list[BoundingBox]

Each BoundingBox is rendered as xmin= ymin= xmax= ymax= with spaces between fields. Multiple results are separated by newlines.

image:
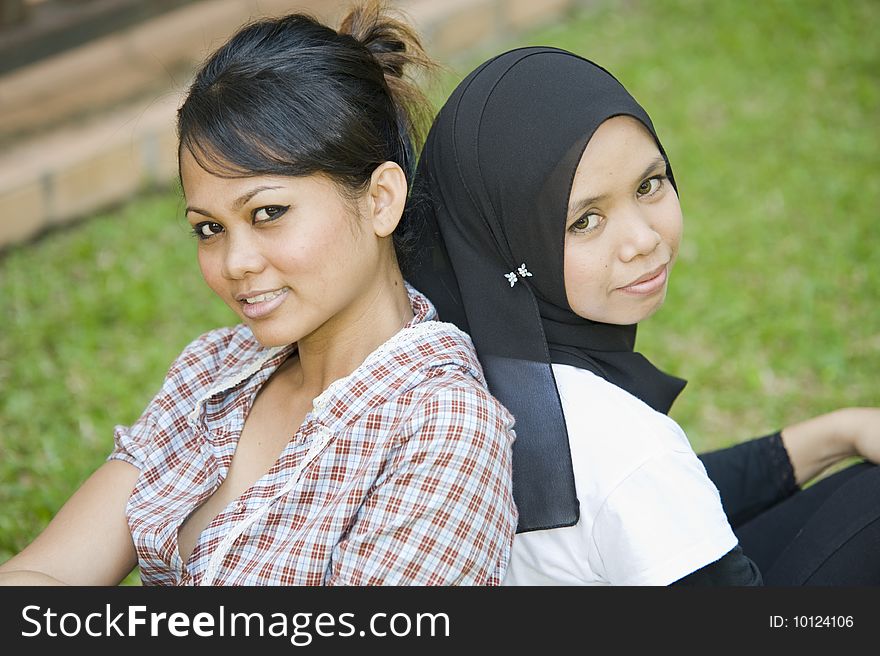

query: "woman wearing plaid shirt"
xmin=0 ymin=2 xmax=517 ymax=586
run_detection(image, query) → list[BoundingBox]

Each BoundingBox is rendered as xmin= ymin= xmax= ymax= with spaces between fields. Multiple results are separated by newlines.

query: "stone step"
xmin=0 ymin=0 xmax=579 ymax=250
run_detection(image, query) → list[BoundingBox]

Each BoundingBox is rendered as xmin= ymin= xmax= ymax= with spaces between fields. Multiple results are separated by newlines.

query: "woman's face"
xmin=180 ymin=149 xmax=392 ymax=347
xmin=563 ymin=115 xmax=683 ymax=325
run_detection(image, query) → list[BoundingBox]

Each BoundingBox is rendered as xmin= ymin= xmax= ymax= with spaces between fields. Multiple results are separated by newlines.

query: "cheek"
xmin=563 ymin=242 xmax=607 ymax=309
xmin=276 ymin=211 xmax=366 ymax=287
xmin=197 ymin=248 xmax=225 ymax=295
xmin=285 ymin=219 xmax=348 ymax=274
xmin=659 ymin=198 xmax=684 ymax=255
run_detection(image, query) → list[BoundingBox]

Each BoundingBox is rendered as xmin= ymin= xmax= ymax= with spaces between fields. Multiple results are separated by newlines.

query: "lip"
xmin=618 ymin=264 xmax=668 ymax=295
xmin=237 ymin=287 xmax=290 ymax=319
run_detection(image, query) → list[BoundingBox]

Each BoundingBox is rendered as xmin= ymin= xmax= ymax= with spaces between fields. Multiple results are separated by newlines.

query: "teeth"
xmin=243 ymin=288 xmax=286 ymax=304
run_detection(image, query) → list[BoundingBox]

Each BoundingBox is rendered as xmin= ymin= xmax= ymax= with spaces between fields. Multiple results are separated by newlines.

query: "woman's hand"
xmin=781 ymin=407 xmax=880 ymax=486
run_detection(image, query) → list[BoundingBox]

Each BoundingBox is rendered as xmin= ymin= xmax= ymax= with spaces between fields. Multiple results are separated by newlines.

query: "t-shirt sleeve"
xmin=326 ymin=382 xmax=518 ymax=585
xmin=671 ymin=544 xmax=762 ymax=585
xmin=590 ymin=445 xmax=739 ymax=586
xmin=109 ymin=400 xmax=160 ymax=470
xmin=107 ymin=328 xmax=233 ymax=470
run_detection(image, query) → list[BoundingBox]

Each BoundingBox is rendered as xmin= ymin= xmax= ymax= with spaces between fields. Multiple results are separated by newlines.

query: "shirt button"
xmin=235 ymin=501 xmax=246 ymax=514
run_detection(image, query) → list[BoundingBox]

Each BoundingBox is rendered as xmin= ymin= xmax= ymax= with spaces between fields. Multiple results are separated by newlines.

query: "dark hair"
xmin=177 ymin=0 xmax=435 ymax=272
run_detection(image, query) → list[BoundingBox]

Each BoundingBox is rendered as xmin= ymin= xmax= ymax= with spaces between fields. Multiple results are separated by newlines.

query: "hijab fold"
xmin=409 ymin=47 xmax=686 ymax=533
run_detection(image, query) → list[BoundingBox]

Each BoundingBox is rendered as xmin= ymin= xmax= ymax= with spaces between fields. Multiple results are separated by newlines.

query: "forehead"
xmin=570 ymin=116 xmax=662 ymax=195
xmin=180 ymin=148 xmax=248 ymax=198
xmin=179 ymin=148 xmax=331 ymax=206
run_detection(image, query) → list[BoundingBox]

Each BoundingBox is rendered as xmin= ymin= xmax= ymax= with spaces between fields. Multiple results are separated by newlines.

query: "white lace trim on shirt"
xmin=312 ymin=320 xmax=466 ymax=409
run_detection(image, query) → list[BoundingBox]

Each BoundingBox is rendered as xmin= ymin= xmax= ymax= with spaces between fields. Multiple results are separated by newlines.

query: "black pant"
xmin=735 ymin=462 xmax=880 ymax=585
xmin=700 ymin=435 xmax=880 ymax=585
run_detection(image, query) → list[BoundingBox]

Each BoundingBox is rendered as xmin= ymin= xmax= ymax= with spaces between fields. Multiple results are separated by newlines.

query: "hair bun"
xmin=337 ymin=0 xmax=436 ymax=154
xmin=338 ymin=0 xmax=425 ymax=79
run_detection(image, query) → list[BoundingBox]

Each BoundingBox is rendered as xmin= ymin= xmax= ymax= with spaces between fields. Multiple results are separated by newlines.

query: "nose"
xmin=617 ymin=206 xmax=662 ymax=263
xmin=222 ymin=230 xmax=266 ymax=279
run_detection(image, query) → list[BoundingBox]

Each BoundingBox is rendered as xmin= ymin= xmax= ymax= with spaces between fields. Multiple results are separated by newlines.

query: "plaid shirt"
xmin=109 ymin=285 xmax=516 ymax=585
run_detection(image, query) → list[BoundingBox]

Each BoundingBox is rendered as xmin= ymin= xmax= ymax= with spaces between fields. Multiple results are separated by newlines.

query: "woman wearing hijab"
xmin=409 ymin=46 xmax=880 ymax=585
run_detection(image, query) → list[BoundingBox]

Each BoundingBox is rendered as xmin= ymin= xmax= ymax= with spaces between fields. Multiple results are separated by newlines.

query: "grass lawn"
xmin=1 ymin=0 xmax=877 ymax=579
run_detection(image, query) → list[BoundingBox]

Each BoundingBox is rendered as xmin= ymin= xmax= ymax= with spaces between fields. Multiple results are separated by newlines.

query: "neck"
xmin=295 ymin=270 xmax=414 ymax=397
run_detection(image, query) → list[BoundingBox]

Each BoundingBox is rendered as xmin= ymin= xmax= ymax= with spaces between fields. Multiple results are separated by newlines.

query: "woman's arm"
xmin=781 ymin=407 xmax=880 ymax=485
xmin=699 ymin=407 xmax=880 ymax=528
xmin=698 ymin=432 xmax=797 ymax=528
xmin=0 ymin=460 xmax=140 ymax=586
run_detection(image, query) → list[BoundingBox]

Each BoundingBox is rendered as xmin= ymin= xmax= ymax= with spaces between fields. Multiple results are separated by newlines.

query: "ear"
xmin=365 ymin=161 xmax=407 ymax=238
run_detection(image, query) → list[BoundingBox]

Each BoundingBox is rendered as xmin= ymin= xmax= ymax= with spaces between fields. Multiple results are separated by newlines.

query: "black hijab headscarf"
xmin=408 ymin=47 xmax=687 ymax=533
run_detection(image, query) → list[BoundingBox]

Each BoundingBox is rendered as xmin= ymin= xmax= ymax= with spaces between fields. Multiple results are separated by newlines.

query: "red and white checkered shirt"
xmin=109 ymin=285 xmax=517 ymax=585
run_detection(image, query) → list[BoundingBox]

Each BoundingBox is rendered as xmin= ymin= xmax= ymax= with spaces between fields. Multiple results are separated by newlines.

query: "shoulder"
xmin=552 ymin=363 xmax=710 ymax=517
xmin=412 ymin=371 xmax=514 ymax=428
xmin=166 ymin=325 xmax=240 ymax=375
xmin=386 ymin=324 xmax=515 ymax=450
xmin=549 ymin=367 xmax=734 ymax=584
xmin=403 ymin=320 xmax=511 ymax=419
xmin=110 ymin=324 xmax=253 ymax=466
xmin=361 ymin=317 xmax=503 ymax=414
xmin=383 ymin=375 xmax=515 ymax=507
xmin=388 ymin=282 xmax=489 ymax=388
xmin=158 ymin=323 xmax=264 ymax=408
xmin=394 ymin=319 xmax=488 ymax=384
xmin=552 ymin=363 xmax=692 ymax=457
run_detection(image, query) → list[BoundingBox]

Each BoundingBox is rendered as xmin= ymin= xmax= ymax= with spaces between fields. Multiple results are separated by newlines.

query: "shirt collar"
xmin=188 ymin=282 xmax=439 ymax=427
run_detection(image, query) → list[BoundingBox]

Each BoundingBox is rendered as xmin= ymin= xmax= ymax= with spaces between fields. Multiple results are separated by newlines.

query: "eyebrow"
xmin=185 ymin=185 xmax=284 ymax=217
xmin=567 ymin=156 xmax=668 ymax=217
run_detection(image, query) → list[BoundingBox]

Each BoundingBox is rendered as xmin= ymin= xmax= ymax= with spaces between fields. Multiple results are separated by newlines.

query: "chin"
xmin=250 ymin=333 xmax=293 ymax=348
xmin=242 ymin=318 xmax=303 ymax=348
xmin=601 ymin=298 xmax=667 ymax=326
xmin=635 ymin=296 xmax=667 ymax=323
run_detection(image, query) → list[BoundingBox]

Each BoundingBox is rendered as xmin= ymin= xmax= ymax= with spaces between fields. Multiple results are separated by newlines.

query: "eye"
xmin=253 ymin=205 xmax=289 ymax=223
xmin=191 ymin=222 xmax=224 ymax=240
xmin=637 ymin=176 xmax=663 ymax=196
xmin=569 ymin=212 xmax=604 ymax=234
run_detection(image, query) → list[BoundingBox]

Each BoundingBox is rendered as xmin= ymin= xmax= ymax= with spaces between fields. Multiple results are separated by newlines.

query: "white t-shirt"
xmin=503 ymin=363 xmax=737 ymax=586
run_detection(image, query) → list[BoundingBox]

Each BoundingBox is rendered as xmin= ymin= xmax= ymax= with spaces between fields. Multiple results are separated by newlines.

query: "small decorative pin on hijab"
xmin=504 ymin=263 xmax=533 ymax=287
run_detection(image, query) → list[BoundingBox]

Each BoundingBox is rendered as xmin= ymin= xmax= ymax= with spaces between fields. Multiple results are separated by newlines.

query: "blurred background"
xmin=1 ymin=0 xmax=878 ymax=582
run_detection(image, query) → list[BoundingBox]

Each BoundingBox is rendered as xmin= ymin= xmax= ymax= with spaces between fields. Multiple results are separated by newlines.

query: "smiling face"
xmin=563 ymin=115 xmax=683 ymax=325
xmin=180 ymin=149 xmax=401 ymax=348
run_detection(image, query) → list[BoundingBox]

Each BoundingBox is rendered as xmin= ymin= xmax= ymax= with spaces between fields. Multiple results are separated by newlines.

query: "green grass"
xmin=1 ymin=0 xmax=878 ymax=577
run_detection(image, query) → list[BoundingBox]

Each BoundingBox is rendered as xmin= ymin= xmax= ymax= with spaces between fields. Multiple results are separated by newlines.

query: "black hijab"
xmin=408 ymin=47 xmax=687 ymax=533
